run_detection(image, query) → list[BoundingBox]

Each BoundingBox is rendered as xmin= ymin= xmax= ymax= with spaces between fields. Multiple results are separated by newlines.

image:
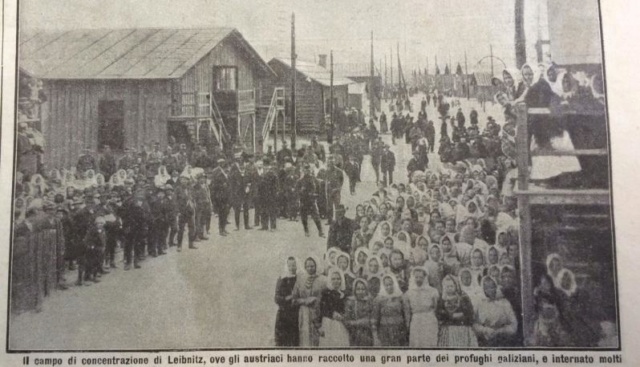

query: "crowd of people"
xmin=12 ymin=59 xmax=614 ymax=348
xmin=273 ymin=61 xmax=615 ymax=348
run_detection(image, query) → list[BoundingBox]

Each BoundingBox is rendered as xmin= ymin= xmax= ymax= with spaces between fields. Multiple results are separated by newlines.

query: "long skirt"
xmin=379 ymin=323 xmax=408 ymax=346
xmin=299 ymin=305 xmax=320 ymax=347
xmin=349 ymin=325 xmax=373 ymax=347
xmin=409 ymin=312 xmax=439 ymax=347
xmin=319 ymin=317 xmax=350 ymax=347
xmin=275 ymin=308 xmax=299 ymax=346
xmin=437 ymin=325 xmax=478 ymax=347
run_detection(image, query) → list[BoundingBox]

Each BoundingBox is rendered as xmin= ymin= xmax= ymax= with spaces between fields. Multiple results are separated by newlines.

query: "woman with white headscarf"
xmin=473 ymin=276 xmax=518 ymax=347
xmin=556 ymin=268 xmax=600 ymax=347
xmin=546 ymin=253 xmax=564 ymax=288
xmin=291 ymin=256 xmax=327 ymax=346
xmin=436 ymin=275 xmax=478 ymax=347
xmin=274 ymin=256 xmax=300 ymax=346
xmin=458 ymin=268 xmax=483 ymax=309
xmin=372 ymin=274 xmax=408 ymax=346
xmin=403 ymin=266 xmax=440 ymax=347
xmin=318 ymin=268 xmax=350 ymax=347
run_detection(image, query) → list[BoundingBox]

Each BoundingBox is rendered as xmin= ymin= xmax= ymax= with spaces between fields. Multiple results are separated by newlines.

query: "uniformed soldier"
xmin=344 ymin=155 xmax=360 ymax=195
xmin=296 ymin=164 xmax=324 ymax=237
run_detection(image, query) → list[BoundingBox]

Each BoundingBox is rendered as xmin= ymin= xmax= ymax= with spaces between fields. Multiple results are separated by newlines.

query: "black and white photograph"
xmin=4 ymin=0 xmax=623 ymax=353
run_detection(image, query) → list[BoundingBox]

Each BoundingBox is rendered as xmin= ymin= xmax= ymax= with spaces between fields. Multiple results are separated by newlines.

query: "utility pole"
xmin=390 ymin=46 xmax=393 ymax=88
xmin=464 ymin=50 xmax=469 ymax=100
xmin=290 ymin=12 xmax=297 ymax=149
xmin=329 ymin=50 xmax=334 ymax=144
xmin=490 ymin=44 xmax=494 ymax=77
xmin=370 ymin=31 xmax=375 ymax=119
xmin=515 ymin=0 xmax=527 ymax=68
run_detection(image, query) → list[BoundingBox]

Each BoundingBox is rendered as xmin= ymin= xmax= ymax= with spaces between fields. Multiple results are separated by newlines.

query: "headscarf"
xmin=351 ymin=278 xmax=370 ymax=300
xmin=379 ymin=274 xmax=403 ymax=298
xmin=324 ymin=247 xmax=341 ymax=272
xmin=369 ymin=220 xmax=393 ymax=248
xmin=155 ymin=165 xmax=171 ymax=187
xmin=408 ymin=266 xmax=432 ymax=290
xmin=365 ymin=255 xmax=384 ymax=278
xmin=459 ymin=268 xmax=483 ymax=303
xmin=302 ymin=255 xmax=322 ymax=288
xmin=326 ymin=267 xmax=346 ymax=292
xmin=353 ymin=247 xmax=370 ymax=275
xmin=486 ymin=245 xmax=504 ymax=266
xmin=557 ymin=268 xmax=577 ymax=297
xmin=441 ymin=274 xmax=462 ymax=301
xmin=335 ymin=251 xmax=355 ymax=278
xmin=480 ymin=275 xmax=504 ymax=300
xmin=393 ymin=230 xmax=411 ymax=258
xmin=545 ymin=253 xmax=563 ymax=286
xmin=440 ymin=235 xmax=459 ymax=265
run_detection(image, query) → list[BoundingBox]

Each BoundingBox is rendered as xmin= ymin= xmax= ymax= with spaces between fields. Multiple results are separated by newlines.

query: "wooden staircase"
xmin=261 ymin=87 xmax=286 ymax=143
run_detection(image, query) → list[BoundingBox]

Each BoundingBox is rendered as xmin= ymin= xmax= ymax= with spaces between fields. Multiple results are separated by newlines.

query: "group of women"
xmin=274 ymin=158 xmax=523 ymax=348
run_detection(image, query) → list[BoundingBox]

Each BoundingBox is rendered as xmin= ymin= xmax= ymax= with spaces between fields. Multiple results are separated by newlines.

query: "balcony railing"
xmin=170 ymin=89 xmax=256 ymax=119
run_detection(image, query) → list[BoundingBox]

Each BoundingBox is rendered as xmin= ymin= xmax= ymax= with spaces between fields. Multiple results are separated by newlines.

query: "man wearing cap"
xmin=250 ymin=160 xmax=265 ymax=228
xmin=380 ymin=144 xmax=396 ymax=186
xmin=296 ymin=164 xmax=324 ymax=237
xmin=326 ymin=204 xmax=357 ymax=254
xmin=210 ymin=159 xmax=230 ymax=236
xmin=164 ymin=184 xmax=179 ymax=247
xmin=77 ymin=148 xmax=97 ymax=174
xmin=95 ymin=192 xmax=118 ymax=269
xmin=256 ymin=159 xmax=279 ymax=231
xmin=120 ymin=194 xmax=150 ymax=269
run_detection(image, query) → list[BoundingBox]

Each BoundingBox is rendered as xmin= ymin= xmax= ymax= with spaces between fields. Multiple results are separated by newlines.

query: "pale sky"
xmin=20 ymin=0 xmax=562 ymax=75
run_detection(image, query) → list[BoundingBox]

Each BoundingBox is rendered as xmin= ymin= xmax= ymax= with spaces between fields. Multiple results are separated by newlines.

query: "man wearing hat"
xmin=76 ymin=147 xmax=97 ymax=174
xmin=229 ymin=157 xmax=252 ymax=231
xmin=164 ymin=184 xmax=179 ymax=247
xmin=344 ymin=155 xmax=360 ymax=195
xmin=256 ymin=159 xmax=279 ymax=231
xmin=149 ymin=187 xmax=170 ymax=255
xmin=193 ymin=173 xmax=213 ymax=239
xmin=326 ymin=204 xmax=357 ymax=254
xmin=380 ymin=144 xmax=396 ymax=186
xmin=210 ymin=159 xmax=230 ymax=236
xmin=296 ymin=164 xmax=324 ymax=237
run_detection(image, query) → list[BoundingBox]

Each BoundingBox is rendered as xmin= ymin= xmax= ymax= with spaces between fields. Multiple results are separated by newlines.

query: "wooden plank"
xmin=530 ymin=149 xmax=608 ymax=157
xmin=515 ymin=102 xmax=529 ymax=191
xmin=527 ymin=107 xmax=606 ymax=117
xmin=513 ymin=189 xmax=611 ymax=205
xmin=518 ymin=195 xmax=534 ymax=346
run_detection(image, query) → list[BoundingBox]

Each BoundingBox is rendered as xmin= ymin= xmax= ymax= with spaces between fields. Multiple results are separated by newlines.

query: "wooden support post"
xmin=515 ymin=102 xmax=534 ymax=345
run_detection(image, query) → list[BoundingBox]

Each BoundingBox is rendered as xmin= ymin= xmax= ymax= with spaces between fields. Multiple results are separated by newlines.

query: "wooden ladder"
xmin=261 ymin=87 xmax=285 ymax=143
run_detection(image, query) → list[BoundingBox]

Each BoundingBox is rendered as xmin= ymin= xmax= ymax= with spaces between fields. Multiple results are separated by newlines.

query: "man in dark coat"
xmin=121 ymin=194 xmax=150 ymax=269
xmin=210 ymin=159 xmax=230 ymax=236
xmin=99 ymin=145 xmax=117 ymax=181
xmin=257 ymin=159 xmax=279 ymax=231
xmin=276 ymin=141 xmax=293 ymax=167
xmin=310 ymin=135 xmax=326 ymax=163
xmin=324 ymin=155 xmax=344 ymax=224
xmin=370 ymin=138 xmax=384 ymax=182
xmin=149 ymin=188 xmax=169 ymax=256
xmin=456 ymin=107 xmax=466 ymax=129
xmin=176 ymin=176 xmax=197 ymax=249
xmin=326 ymin=204 xmax=358 ymax=254
xmin=193 ymin=173 xmax=213 ymax=239
xmin=296 ymin=164 xmax=324 ymax=237
xmin=343 ymin=155 xmax=360 ymax=195
xmin=76 ymin=148 xmax=97 ymax=173
xmin=407 ymin=151 xmax=428 ymax=179
xmin=470 ymin=107 xmax=479 ymax=126
xmin=229 ymin=159 xmax=252 ymax=230
xmin=425 ymin=120 xmax=436 ymax=153
xmin=380 ymin=145 xmax=396 ymax=186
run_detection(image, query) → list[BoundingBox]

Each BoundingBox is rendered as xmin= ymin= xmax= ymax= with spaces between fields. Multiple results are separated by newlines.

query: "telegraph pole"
xmin=290 ymin=12 xmax=297 ymax=149
xmin=329 ymin=50 xmax=334 ymax=144
xmin=390 ymin=46 xmax=393 ymax=88
xmin=515 ymin=0 xmax=527 ymax=68
xmin=464 ymin=50 xmax=470 ymax=99
xmin=370 ymin=31 xmax=375 ymax=119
